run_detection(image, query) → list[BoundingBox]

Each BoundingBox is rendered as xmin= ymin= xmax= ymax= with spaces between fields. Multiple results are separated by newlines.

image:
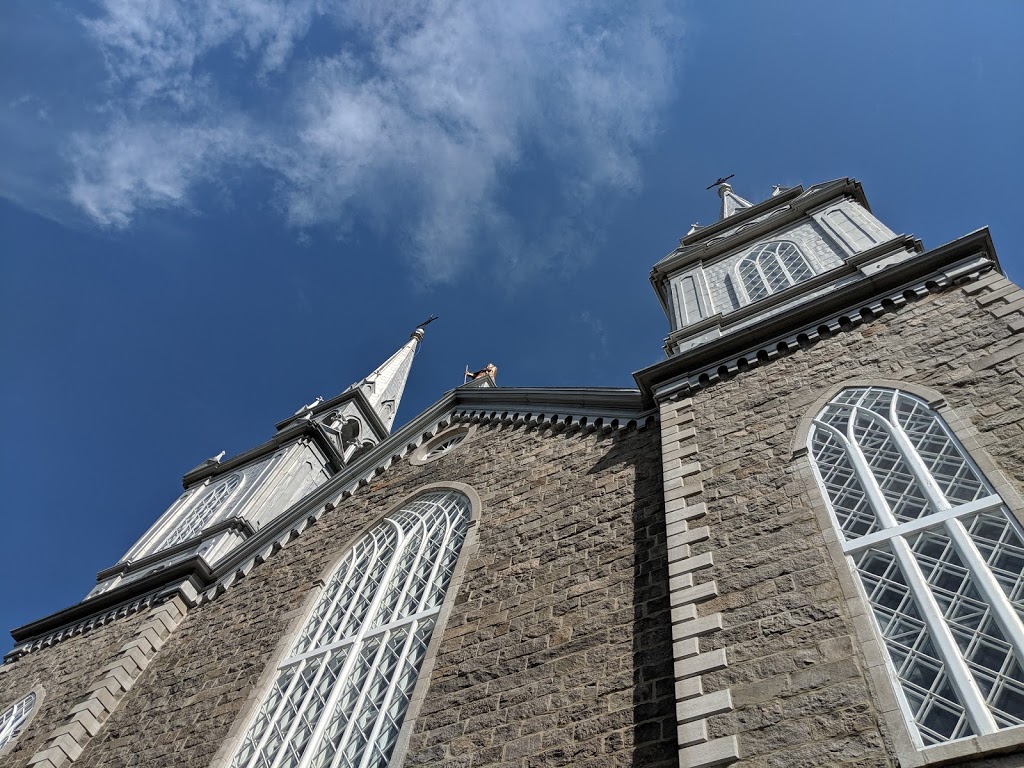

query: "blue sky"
xmin=1 ymin=1 xmax=1022 ymax=648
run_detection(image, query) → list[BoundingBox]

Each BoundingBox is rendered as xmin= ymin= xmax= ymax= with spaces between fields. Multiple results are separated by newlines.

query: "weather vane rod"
xmin=417 ymin=315 xmax=439 ymax=328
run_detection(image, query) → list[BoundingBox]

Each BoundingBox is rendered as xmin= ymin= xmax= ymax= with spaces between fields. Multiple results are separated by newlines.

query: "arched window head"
xmin=160 ymin=473 xmax=242 ymax=550
xmin=809 ymin=387 xmax=1024 ymax=747
xmin=230 ymin=489 xmax=472 ymax=768
xmin=737 ymin=240 xmax=815 ymax=302
xmin=0 ymin=692 xmax=36 ymax=752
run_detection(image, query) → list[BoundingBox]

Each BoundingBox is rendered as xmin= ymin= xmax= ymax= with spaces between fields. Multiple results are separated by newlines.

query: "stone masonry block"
xmin=961 ymin=271 xmax=1005 ymax=294
xmin=990 ymin=295 xmax=1024 ymax=318
xmin=969 ymin=340 xmax=1024 ymax=371
xmin=674 ymin=649 xmax=728 ymax=680
xmin=678 ymin=735 xmax=740 ymax=768
xmin=671 ymin=604 xmax=698 ymax=625
xmin=673 ymin=612 xmax=724 ymax=640
xmin=68 ymin=698 xmax=105 ymax=719
xmin=673 ymin=638 xmax=700 ymax=661
xmin=974 ymin=282 xmax=1020 ymax=305
xmin=668 ymin=552 xmax=714 ymax=578
xmin=666 ymin=525 xmax=710 ymax=546
xmin=70 ymin=707 xmax=105 ymax=737
xmin=676 ymin=688 xmax=733 ymax=724
xmin=51 ymin=732 xmax=85 ymax=761
xmin=676 ymin=677 xmax=703 ymax=701
xmin=26 ymin=748 xmax=67 ymax=768
xmin=669 ymin=581 xmax=718 ymax=609
xmin=664 ymin=502 xmax=707 ymax=527
xmin=678 ymin=719 xmax=708 ymax=748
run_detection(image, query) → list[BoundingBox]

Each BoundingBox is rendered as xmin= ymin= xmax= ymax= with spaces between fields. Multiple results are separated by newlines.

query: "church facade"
xmin=2 ymin=178 xmax=1023 ymax=768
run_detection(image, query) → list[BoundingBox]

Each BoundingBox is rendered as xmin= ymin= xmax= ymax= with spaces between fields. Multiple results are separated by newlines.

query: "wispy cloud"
xmin=48 ymin=1 xmax=683 ymax=282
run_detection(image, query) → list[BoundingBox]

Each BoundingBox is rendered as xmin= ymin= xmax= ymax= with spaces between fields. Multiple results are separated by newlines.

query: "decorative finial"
xmin=412 ymin=315 xmax=437 ymax=341
xmin=294 ymin=396 xmax=324 ymax=415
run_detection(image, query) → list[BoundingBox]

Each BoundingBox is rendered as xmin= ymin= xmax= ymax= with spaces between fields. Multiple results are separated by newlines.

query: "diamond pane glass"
xmin=966 ymin=510 xmax=1024 ymax=611
xmin=894 ymin=393 xmax=989 ymax=505
xmin=810 ymin=425 xmax=880 ymax=538
xmin=810 ymin=387 xmax=1024 ymax=747
xmin=231 ymin=490 xmax=470 ymax=768
xmin=856 ymin=545 xmax=973 ymax=744
xmin=161 ymin=474 xmax=241 ymax=549
xmin=910 ymin=528 xmax=1024 ymax=727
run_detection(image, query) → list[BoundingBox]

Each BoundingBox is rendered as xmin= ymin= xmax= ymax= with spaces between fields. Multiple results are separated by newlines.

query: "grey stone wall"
xmin=671 ymin=273 xmax=1024 ymax=768
xmin=2 ymin=419 xmax=675 ymax=767
xmin=0 ymin=609 xmax=151 ymax=768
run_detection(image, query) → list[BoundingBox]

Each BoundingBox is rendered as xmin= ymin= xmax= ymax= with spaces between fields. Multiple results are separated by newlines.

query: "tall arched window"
xmin=809 ymin=388 xmax=1024 ymax=746
xmin=230 ymin=489 xmax=472 ymax=768
xmin=159 ymin=473 xmax=242 ymax=550
xmin=736 ymin=240 xmax=815 ymax=302
xmin=0 ymin=692 xmax=36 ymax=752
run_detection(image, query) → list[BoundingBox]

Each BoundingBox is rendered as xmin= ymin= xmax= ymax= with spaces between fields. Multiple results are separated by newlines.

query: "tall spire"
xmin=351 ymin=325 xmax=428 ymax=432
xmin=718 ymin=181 xmax=753 ymax=219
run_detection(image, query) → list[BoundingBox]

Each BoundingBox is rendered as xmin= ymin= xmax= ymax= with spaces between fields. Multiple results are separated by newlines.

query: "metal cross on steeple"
xmin=705 ymin=174 xmax=735 ymax=190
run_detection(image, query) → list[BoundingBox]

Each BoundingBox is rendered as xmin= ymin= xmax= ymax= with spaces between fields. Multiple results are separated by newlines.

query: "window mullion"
xmin=385 ymin=515 xmax=437 ymax=627
xmin=354 ymin=621 xmax=423 ymax=768
xmin=245 ymin=658 xmax=312 ymax=768
xmin=883 ymin=398 xmax=952 ymax=514
xmin=755 ymin=254 xmax=772 ymax=296
xmin=415 ymin=513 xmax=458 ymax=615
xmin=734 ymin=263 xmax=753 ymax=304
xmin=842 ymin=416 xmax=900 ymax=530
xmin=890 ymin=536 xmax=999 ymax=736
xmin=267 ymin=655 xmax=337 ymax=768
xmin=296 ymin=521 xmax=408 ymax=768
xmin=303 ymin=552 xmax=361 ymax=654
xmin=327 ymin=629 xmax=397 ymax=768
xmin=943 ymin=517 xmax=1024 ymax=663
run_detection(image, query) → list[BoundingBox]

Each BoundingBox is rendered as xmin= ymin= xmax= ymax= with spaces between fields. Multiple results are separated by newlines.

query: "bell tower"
xmin=646 ymin=178 xmax=923 ymax=360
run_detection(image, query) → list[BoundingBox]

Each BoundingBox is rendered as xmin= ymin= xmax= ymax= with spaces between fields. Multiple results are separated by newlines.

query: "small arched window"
xmin=809 ymin=387 xmax=1024 ymax=746
xmin=736 ymin=241 xmax=815 ymax=302
xmin=0 ymin=692 xmax=36 ymax=752
xmin=160 ymin=473 xmax=242 ymax=550
xmin=229 ymin=489 xmax=472 ymax=768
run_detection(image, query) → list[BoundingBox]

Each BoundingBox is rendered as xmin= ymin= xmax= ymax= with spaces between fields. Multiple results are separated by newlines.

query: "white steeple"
xmin=351 ymin=326 xmax=426 ymax=431
xmin=718 ymin=181 xmax=753 ymax=219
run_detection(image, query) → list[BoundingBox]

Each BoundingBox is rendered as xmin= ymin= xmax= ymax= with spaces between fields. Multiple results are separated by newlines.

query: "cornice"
xmin=635 ymin=228 xmax=999 ymax=405
xmin=95 ymin=517 xmax=255 ymax=582
xmin=7 ymin=562 xmax=207 ymax=654
xmin=7 ymin=386 xmax=657 ymax=653
xmin=679 ymin=185 xmax=805 ymax=247
xmin=652 ymin=179 xmax=865 ymax=283
xmin=273 ymin=386 xmax=389 ymax=440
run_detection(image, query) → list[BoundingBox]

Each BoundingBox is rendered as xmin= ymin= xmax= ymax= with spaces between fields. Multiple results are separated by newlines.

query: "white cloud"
xmin=68 ymin=0 xmax=683 ymax=282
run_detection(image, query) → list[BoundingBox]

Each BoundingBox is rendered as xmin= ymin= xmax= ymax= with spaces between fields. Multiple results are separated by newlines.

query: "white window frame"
xmin=0 ymin=691 xmax=38 ymax=756
xmin=735 ymin=240 xmax=816 ymax=303
xmin=227 ymin=488 xmax=473 ymax=768
xmin=808 ymin=387 xmax=1024 ymax=748
xmin=158 ymin=472 xmax=244 ymax=550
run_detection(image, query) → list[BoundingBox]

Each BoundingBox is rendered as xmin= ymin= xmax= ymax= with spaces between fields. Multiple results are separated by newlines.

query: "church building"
xmin=2 ymin=177 xmax=1023 ymax=768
